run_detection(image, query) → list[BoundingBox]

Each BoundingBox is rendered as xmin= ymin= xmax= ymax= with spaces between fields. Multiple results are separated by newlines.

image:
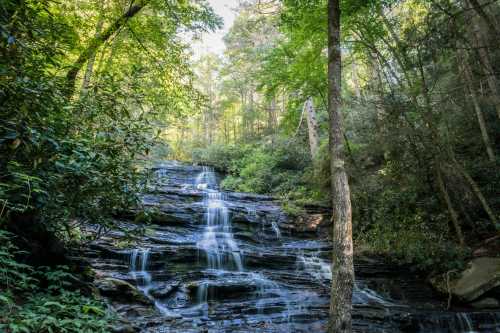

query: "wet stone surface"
xmin=79 ymin=161 xmax=500 ymax=332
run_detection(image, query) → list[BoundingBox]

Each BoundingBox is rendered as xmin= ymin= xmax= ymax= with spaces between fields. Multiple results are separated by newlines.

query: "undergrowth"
xmin=0 ymin=230 xmax=114 ymax=333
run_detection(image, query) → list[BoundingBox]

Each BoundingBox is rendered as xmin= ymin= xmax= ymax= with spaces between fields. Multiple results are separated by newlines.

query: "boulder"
xmin=286 ymin=213 xmax=330 ymax=233
xmin=470 ymin=297 xmax=500 ymax=309
xmin=95 ymin=277 xmax=152 ymax=305
xmin=431 ymin=257 xmax=500 ymax=302
xmin=111 ymin=324 xmax=139 ymax=333
xmin=149 ymin=280 xmax=181 ymax=298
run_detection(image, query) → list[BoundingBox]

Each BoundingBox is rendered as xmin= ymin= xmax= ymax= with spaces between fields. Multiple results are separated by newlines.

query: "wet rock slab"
xmin=79 ymin=162 xmax=500 ymax=333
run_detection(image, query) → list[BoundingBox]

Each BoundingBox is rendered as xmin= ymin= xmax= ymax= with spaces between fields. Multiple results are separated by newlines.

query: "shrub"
xmin=0 ymin=231 xmax=114 ymax=333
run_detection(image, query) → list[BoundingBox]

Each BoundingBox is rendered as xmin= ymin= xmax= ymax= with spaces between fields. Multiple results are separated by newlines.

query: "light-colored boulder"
xmin=470 ymin=297 xmax=500 ymax=309
xmin=431 ymin=257 xmax=500 ymax=302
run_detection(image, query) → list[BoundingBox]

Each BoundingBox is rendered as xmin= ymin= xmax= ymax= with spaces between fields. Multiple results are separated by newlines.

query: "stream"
xmin=81 ymin=162 xmax=500 ymax=332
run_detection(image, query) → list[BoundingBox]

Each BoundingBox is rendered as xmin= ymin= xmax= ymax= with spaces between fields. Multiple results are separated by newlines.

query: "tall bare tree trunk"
xmin=437 ymin=168 xmax=465 ymax=245
xmin=81 ymin=2 xmax=105 ymax=94
xmin=449 ymin=159 xmax=499 ymax=228
xmin=467 ymin=0 xmax=500 ymax=38
xmin=328 ymin=1 xmax=354 ymax=332
xmin=459 ymin=50 xmax=496 ymax=162
xmin=267 ymin=97 xmax=277 ymax=134
xmin=470 ymin=17 xmax=500 ymax=120
xmin=304 ymin=97 xmax=320 ymax=159
xmin=351 ymin=62 xmax=362 ymax=100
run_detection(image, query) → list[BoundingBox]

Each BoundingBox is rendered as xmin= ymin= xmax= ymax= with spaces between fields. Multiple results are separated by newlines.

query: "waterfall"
xmin=297 ymin=251 xmax=395 ymax=306
xmin=271 ymin=221 xmax=281 ymax=239
xmin=130 ymin=248 xmax=152 ymax=290
xmin=86 ymin=163 xmax=500 ymax=332
xmin=129 ymin=248 xmax=173 ymax=316
xmin=297 ymin=252 xmax=331 ymax=281
xmin=195 ymin=166 xmax=218 ymax=190
xmin=195 ymin=167 xmax=244 ymax=303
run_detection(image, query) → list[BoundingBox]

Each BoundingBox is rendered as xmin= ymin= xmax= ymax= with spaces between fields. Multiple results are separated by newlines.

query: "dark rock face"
xmin=79 ymin=161 xmax=500 ymax=332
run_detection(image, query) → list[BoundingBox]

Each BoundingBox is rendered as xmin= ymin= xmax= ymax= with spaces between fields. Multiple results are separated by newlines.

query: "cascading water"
xmin=271 ymin=221 xmax=281 ymax=239
xmin=195 ymin=167 xmax=244 ymax=304
xmin=86 ymin=162 xmax=500 ymax=332
xmin=196 ymin=191 xmax=243 ymax=272
xmin=130 ymin=248 xmax=152 ymax=292
xmin=129 ymin=248 xmax=173 ymax=316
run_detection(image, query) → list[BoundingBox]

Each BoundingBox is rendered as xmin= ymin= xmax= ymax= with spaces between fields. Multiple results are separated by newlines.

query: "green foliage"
xmin=0 ymin=1 xmax=220 ymax=330
xmin=192 ymin=137 xmax=329 ymax=205
xmin=0 ymin=0 xmax=220 ymax=230
xmin=185 ymin=0 xmax=499 ymax=274
xmin=191 ymin=144 xmax=251 ymax=172
xmin=0 ymin=231 xmax=114 ymax=332
xmin=1 ymin=291 xmax=112 ymax=333
xmin=353 ymin=184 xmax=470 ymax=271
xmin=0 ymin=231 xmax=35 ymax=291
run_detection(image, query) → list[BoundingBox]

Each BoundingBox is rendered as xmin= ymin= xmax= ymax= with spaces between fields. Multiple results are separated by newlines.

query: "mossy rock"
xmin=95 ymin=277 xmax=152 ymax=305
xmin=431 ymin=257 xmax=500 ymax=302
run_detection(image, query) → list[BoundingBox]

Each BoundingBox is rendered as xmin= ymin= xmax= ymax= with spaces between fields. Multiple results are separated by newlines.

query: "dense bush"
xmin=1 ymin=1 xmax=219 ymax=330
xmin=0 ymin=231 xmax=114 ymax=332
xmin=191 ymin=137 xmax=328 ymax=205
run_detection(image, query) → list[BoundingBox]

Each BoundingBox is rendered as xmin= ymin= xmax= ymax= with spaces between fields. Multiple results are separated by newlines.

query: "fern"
xmin=0 ymin=231 xmax=115 ymax=333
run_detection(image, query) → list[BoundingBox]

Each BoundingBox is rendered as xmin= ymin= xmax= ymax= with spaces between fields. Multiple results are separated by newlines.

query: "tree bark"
xmin=66 ymin=0 xmax=149 ymax=95
xmin=267 ymin=97 xmax=277 ymax=134
xmin=81 ymin=4 xmax=105 ymax=95
xmin=470 ymin=15 xmax=500 ymax=120
xmin=304 ymin=97 xmax=320 ymax=159
xmin=437 ymin=168 xmax=465 ymax=246
xmin=351 ymin=62 xmax=362 ymax=100
xmin=459 ymin=50 xmax=496 ymax=162
xmin=328 ymin=1 xmax=354 ymax=332
xmin=467 ymin=0 xmax=500 ymax=38
xmin=450 ymin=159 xmax=499 ymax=228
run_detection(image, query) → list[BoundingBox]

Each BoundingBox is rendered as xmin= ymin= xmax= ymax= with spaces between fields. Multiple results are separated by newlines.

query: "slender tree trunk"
xmin=450 ymin=160 xmax=499 ymax=228
xmin=304 ymin=97 xmax=320 ymax=159
xmin=437 ymin=168 xmax=465 ymax=245
xmin=351 ymin=62 xmax=362 ymax=100
xmin=459 ymin=50 xmax=496 ymax=162
xmin=268 ymin=97 xmax=277 ymax=134
xmin=470 ymin=16 xmax=500 ymax=120
xmin=249 ymin=89 xmax=255 ymax=137
xmin=81 ymin=2 xmax=105 ymax=94
xmin=66 ymin=0 xmax=149 ymax=95
xmin=328 ymin=1 xmax=354 ymax=332
xmin=467 ymin=0 xmax=500 ymax=37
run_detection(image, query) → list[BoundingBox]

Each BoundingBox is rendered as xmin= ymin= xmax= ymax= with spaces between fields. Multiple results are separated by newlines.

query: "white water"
xmin=129 ymin=248 xmax=174 ymax=316
xmin=297 ymin=252 xmax=332 ymax=281
xmin=121 ymin=164 xmax=500 ymax=332
xmin=271 ymin=221 xmax=281 ymax=239
xmin=130 ymin=248 xmax=152 ymax=290
xmin=195 ymin=167 xmax=244 ymax=303
xmin=297 ymin=251 xmax=395 ymax=306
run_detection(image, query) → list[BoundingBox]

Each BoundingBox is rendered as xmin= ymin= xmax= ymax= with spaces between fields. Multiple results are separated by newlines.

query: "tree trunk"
xmin=304 ymin=97 xmax=320 ymax=159
xmin=66 ymin=0 xmax=149 ymax=95
xmin=327 ymin=1 xmax=354 ymax=332
xmin=467 ymin=0 xmax=500 ymax=38
xmin=437 ymin=168 xmax=465 ymax=246
xmin=267 ymin=97 xmax=277 ymax=134
xmin=459 ymin=50 xmax=496 ymax=162
xmin=351 ymin=62 xmax=362 ymax=100
xmin=470 ymin=16 xmax=500 ymax=120
xmin=81 ymin=7 xmax=105 ymax=95
xmin=450 ymin=160 xmax=499 ymax=228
